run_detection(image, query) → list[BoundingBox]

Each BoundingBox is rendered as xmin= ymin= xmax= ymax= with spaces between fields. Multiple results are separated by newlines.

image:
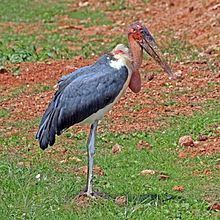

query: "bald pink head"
xmin=127 ymin=21 xmax=174 ymax=93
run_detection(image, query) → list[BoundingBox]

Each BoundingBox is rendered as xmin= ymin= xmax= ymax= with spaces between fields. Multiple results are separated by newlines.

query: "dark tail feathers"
xmin=36 ymin=101 xmax=59 ymax=150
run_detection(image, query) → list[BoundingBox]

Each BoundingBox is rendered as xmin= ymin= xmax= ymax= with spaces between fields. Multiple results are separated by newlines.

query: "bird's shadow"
xmin=124 ymin=193 xmax=183 ymax=205
xmin=73 ymin=189 xmax=184 ymax=207
xmin=104 ymin=192 xmax=185 ymax=206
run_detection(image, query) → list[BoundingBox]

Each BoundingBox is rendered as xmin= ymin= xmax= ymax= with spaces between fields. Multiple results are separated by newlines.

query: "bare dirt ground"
xmin=1 ymin=0 xmax=219 ymax=157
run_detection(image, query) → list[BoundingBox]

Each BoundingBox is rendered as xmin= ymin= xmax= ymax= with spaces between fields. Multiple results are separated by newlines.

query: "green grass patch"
xmin=31 ymin=83 xmax=53 ymax=94
xmin=0 ymin=85 xmax=27 ymax=103
xmin=69 ymin=9 xmax=112 ymax=27
xmin=0 ymin=109 xmax=10 ymax=118
xmin=108 ymin=0 xmax=127 ymax=11
xmin=162 ymin=38 xmax=200 ymax=63
xmin=0 ymin=0 xmax=67 ymax=23
xmin=0 ymin=0 xmax=114 ymax=65
xmin=81 ymin=35 xmax=127 ymax=58
xmin=0 ymin=32 xmax=80 ymax=65
xmin=0 ymin=0 xmax=204 ymax=68
xmin=0 ymin=102 xmax=219 ymax=219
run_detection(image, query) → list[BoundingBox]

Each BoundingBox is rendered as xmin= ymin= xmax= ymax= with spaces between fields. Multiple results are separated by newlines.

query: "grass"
xmin=69 ymin=9 xmax=112 ymax=27
xmin=81 ymin=35 xmax=127 ymax=58
xmin=0 ymin=85 xmax=27 ymax=103
xmin=162 ymin=37 xmax=201 ymax=63
xmin=31 ymin=83 xmax=53 ymax=94
xmin=0 ymin=0 xmax=69 ymax=23
xmin=0 ymin=0 xmax=113 ymax=66
xmin=0 ymin=102 xmax=219 ymax=219
xmin=0 ymin=0 xmax=205 ymax=69
xmin=0 ymin=0 xmax=219 ymax=219
xmin=0 ymin=31 xmax=79 ymax=64
xmin=0 ymin=109 xmax=10 ymax=118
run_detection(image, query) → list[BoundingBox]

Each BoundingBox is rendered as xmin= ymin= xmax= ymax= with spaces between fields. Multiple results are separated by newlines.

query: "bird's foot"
xmin=78 ymin=190 xmax=109 ymax=199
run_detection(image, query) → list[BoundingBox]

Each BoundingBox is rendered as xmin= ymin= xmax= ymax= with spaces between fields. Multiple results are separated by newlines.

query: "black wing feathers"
xmin=36 ymin=55 xmax=128 ymax=150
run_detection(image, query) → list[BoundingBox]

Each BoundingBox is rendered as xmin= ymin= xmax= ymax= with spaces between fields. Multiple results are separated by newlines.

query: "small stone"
xmin=179 ymin=135 xmax=195 ymax=147
xmin=35 ymin=174 xmax=41 ymax=180
xmin=115 ymin=196 xmax=127 ymax=206
xmin=178 ymin=152 xmax=186 ymax=158
xmin=159 ymin=174 xmax=170 ymax=180
xmin=112 ymin=144 xmax=122 ymax=154
xmin=140 ymin=169 xmax=157 ymax=176
xmin=79 ymin=166 xmax=88 ymax=175
xmin=189 ymin=6 xmax=194 ymax=12
xmin=172 ymin=185 xmax=184 ymax=192
xmin=203 ymin=169 xmax=212 ymax=175
xmin=0 ymin=66 xmax=7 ymax=74
xmin=136 ymin=140 xmax=152 ymax=150
xmin=146 ymin=73 xmax=154 ymax=81
xmin=169 ymin=2 xmax=175 ymax=7
xmin=94 ymin=166 xmax=105 ymax=176
xmin=60 ymin=159 xmax=67 ymax=164
xmin=173 ymin=70 xmax=184 ymax=80
xmin=79 ymin=1 xmax=89 ymax=7
xmin=197 ymin=135 xmax=208 ymax=141
xmin=69 ymin=156 xmax=82 ymax=162
xmin=208 ymin=202 xmax=220 ymax=211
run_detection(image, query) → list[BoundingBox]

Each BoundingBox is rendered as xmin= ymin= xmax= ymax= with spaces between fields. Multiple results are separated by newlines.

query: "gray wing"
xmin=36 ymin=56 xmax=128 ymax=150
xmin=37 ymin=66 xmax=91 ymax=127
xmin=58 ymin=66 xmax=91 ymax=91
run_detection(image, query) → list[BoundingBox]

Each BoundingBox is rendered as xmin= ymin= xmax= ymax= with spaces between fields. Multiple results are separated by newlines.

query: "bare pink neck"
xmin=128 ymin=35 xmax=143 ymax=71
xmin=128 ymin=35 xmax=142 ymax=93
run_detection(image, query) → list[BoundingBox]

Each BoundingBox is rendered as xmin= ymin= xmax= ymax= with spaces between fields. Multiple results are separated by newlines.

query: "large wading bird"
xmin=36 ymin=21 xmax=174 ymax=197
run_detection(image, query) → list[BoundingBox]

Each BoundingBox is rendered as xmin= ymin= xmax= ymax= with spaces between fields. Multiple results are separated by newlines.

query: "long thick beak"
xmin=140 ymin=27 xmax=174 ymax=79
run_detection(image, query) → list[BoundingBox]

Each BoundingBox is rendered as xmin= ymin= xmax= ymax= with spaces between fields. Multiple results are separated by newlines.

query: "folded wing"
xmin=36 ymin=55 xmax=128 ymax=150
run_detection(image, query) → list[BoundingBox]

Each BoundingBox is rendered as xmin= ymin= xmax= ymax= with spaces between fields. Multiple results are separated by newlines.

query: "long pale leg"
xmin=85 ymin=120 xmax=98 ymax=196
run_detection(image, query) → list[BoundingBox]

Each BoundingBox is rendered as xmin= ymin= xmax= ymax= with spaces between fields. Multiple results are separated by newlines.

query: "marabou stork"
xmin=36 ymin=21 xmax=174 ymax=197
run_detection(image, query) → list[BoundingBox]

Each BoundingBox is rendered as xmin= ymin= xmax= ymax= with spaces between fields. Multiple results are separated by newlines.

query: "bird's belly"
xmin=80 ymin=102 xmax=114 ymax=125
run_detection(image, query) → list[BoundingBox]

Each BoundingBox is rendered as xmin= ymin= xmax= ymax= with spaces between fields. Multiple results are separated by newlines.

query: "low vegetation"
xmin=0 ymin=0 xmax=219 ymax=219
